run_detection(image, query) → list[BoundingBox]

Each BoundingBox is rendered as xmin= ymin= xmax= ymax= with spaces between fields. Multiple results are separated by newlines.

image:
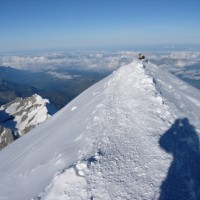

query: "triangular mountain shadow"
xmin=159 ymin=118 xmax=200 ymax=200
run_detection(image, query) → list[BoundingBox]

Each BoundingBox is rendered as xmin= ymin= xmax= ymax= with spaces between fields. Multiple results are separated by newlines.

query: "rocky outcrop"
xmin=0 ymin=126 xmax=14 ymax=150
xmin=0 ymin=94 xmax=57 ymax=150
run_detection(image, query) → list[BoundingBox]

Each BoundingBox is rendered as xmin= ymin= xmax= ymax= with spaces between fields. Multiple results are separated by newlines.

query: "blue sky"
xmin=0 ymin=0 xmax=200 ymax=52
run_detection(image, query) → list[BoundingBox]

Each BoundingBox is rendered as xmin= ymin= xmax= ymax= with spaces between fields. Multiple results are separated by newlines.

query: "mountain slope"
xmin=0 ymin=60 xmax=200 ymax=200
xmin=0 ymin=126 xmax=13 ymax=149
xmin=0 ymin=94 xmax=57 ymax=150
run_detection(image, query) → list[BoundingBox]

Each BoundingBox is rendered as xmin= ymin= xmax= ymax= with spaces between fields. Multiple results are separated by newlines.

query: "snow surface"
xmin=0 ymin=60 xmax=200 ymax=200
xmin=0 ymin=94 xmax=52 ymax=136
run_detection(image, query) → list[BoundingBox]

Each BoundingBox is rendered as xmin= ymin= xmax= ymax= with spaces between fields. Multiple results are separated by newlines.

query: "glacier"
xmin=0 ymin=60 xmax=200 ymax=200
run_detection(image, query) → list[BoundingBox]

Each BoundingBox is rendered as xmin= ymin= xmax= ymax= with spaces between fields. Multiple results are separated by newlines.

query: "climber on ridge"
xmin=138 ymin=53 xmax=145 ymax=60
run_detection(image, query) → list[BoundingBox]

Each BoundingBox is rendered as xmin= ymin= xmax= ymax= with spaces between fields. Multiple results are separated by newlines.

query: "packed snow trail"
xmin=0 ymin=60 xmax=200 ymax=200
xmin=84 ymin=62 xmax=175 ymax=199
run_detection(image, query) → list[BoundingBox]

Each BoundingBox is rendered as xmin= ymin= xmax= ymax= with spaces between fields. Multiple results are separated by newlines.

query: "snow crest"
xmin=0 ymin=61 xmax=200 ymax=200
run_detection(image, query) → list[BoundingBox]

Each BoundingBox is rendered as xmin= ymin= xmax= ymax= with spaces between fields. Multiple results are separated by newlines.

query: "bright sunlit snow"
xmin=0 ymin=94 xmax=51 ymax=136
xmin=0 ymin=60 xmax=200 ymax=200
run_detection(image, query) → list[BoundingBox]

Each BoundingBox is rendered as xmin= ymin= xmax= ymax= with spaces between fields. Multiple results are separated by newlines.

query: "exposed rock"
xmin=0 ymin=126 xmax=14 ymax=150
xmin=0 ymin=94 xmax=57 ymax=150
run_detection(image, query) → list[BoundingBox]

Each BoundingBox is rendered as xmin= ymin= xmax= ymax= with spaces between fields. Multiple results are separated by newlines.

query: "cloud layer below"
xmin=0 ymin=51 xmax=139 ymax=71
xmin=0 ymin=51 xmax=200 ymax=81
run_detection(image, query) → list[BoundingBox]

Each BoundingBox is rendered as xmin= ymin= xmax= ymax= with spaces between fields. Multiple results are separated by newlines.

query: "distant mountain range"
xmin=0 ymin=77 xmax=38 ymax=105
xmin=0 ymin=66 xmax=109 ymax=109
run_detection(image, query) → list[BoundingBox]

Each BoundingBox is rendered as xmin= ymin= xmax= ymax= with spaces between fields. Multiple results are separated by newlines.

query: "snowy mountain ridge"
xmin=0 ymin=94 xmax=57 ymax=150
xmin=0 ymin=60 xmax=200 ymax=200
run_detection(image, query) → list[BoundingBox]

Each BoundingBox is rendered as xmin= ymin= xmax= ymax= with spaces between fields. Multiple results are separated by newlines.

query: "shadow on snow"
xmin=159 ymin=118 xmax=200 ymax=200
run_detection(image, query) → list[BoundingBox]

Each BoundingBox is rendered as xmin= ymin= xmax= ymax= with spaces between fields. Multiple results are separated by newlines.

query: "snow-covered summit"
xmin=0 ymin=60 xmax=200 ymax=200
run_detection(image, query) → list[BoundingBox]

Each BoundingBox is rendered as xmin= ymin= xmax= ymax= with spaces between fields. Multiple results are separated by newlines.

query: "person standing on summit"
xmin=138 ymin=53 xmax=145 ymax=60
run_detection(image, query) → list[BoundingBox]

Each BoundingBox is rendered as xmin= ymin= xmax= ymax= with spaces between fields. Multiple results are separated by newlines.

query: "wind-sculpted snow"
xmin=0 ymin=60 xmax=200 ymax=200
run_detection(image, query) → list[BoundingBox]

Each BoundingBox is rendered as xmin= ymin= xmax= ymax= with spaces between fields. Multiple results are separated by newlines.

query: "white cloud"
xmin=147 ymin=51 xmax=200 ymax=83
xmin=148 ymin=51 xmax=200 ymax=69
xmin=46 ymin=71 xmax=81 ymax=80
xmin=0 ymin=51 xmax=137 ymax=71
xmin=1 ymin=50 xmax=199 ymax=76
xmin=174 ymin=69 xmax=200 ymax=80
xmin=1 ymin=55 xmax=50 ymax=69
xmin=162 ymin=51 xmax=200 ymax=60
xmin=46 ymin=71 xmax=73 ymax=80
xmin=174 ymin=60 xmax=198 ymax=67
